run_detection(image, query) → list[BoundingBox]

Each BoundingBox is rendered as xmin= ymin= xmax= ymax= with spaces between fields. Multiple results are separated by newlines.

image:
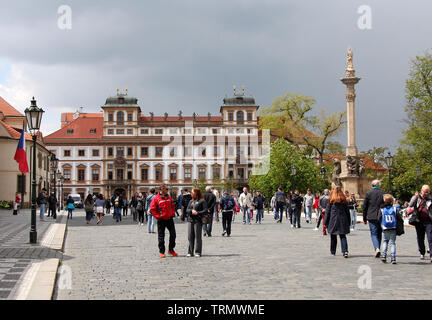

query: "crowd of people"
xmin=28 ymin=179 xmax=432 ymax=263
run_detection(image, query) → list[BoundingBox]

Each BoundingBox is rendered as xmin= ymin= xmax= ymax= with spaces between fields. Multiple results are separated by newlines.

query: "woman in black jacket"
xmin=186 ymin=188 xmax=208 ymax=257
xmin=324 ymin=187 xmax=351 ymax=258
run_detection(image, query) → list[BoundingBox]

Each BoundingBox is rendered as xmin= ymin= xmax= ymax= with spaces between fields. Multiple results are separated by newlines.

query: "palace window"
xmin=107 ymin=129 xmax=114 ymax=135
xmin=184 ymin=167 xmax=192 ymax=181
xmin=213 ymin=146 xmax=219 ymax=156
xmin=197 ymin=128 xmax=206 ymax=134
xmin=78 ymin=169 xmax=85 ymax=181
xmin=228 ymin=113 xmax=233 ymax=121
xmin=237 ymin=111 xmax=244 ymax=124
xmin=155 ymin=147 xmax=163 ymax=157
xmin=127 ymin=129 xmax=133 ymax=135
xmin=63 ymin=169 xmax=71 ymax=181
xmin=247 ymin=112 xmax=253 ymax=121
xmin=140 ymin=128 xmax=149 ymax=135
xmin=184 ymin=146 xmax=191 ymax=156
xmin=92 ymin=169 xmax=99 ymax=181
xmin=127 ymin=147 xmax=133 ymax=156
xmin=155 ymin=167 xmax=163 ymax=181
xmin=141 ymin=147 xmax=148 ymax=156
xmin=117 ymin=147 xmax=124 ymax=157
xmin=78 ymin=150 xmax=85 ymax=157
xmin=141 ymin=168 xmax=148 ymax=181
xmin=198 ymin=167 xmax=206 ymax=180
xmin=117 ymin=111 xmax=124 ymax=124
xmin=127 ymin=171 xmax=132 ymax=180
xmin=155 ymin=128 xmax=163 ymax=135
xmin=170 ymin=168 xmax=177 ymax=181
xmin=116 ymin=129 xmax=124 ymax=135
xmin=108 ymin=171 xmax=113 ymax=180
xmin=213 ymin=167 xmax=220 ymax=180
xmin=64 ymin=150 xmax=71 ymax=157
xmin=108 ymin=113 xmax=114 ymax=122
xmin=169 ymin=128 xmax=178 ymax=134
xmin=117 ymin=169 xmax=124 ymax=180
xmin=127 ymin=113 xmax=133 ymax=122
xmin=92 ymin=149 xmax=99 ymax=157
xmin=108 ymin=147 xmax=113 ymax=156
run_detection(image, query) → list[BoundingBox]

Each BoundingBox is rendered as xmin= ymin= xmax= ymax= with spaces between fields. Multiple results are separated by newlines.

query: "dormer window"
xmin=67 ymin=129 xmax=74 ymax=134
xmin=119 ymin=97 xmax=124 ymax=104
xmin=90 ymin=129 xmax=96 ymax=134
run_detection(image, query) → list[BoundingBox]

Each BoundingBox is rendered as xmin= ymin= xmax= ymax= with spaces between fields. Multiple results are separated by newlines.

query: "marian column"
xmin=340 ymin=48 xmax=361 ymax=156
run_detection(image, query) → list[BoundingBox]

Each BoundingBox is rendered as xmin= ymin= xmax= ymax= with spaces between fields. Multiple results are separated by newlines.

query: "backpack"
xmin=115 ymin=197 xmax=119 ymax=206
xmin=381 ymin=206 xmax=397 ymax=230
xmin=222 ymin=196 xmax=235 ymax=211
xmin=137 ymin=200 xmax=143 ymax=211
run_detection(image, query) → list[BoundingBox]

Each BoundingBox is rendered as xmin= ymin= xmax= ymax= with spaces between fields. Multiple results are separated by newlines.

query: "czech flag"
xmin=14 ymin=128 xmax=29 ymax=174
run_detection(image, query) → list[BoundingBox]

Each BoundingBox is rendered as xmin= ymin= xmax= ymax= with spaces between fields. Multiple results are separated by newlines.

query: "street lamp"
xmin=51 ymin=154 xmax=58 ymax=195
xmin=57 ymin=170 xmax=64 ymax=211
xmin=385 ymin=152 xmax=393 ymax=194
xmin=25 ymin=97 xmax=44 ymax=244
xmin=291 ymin=165 xmax=297 ymax=191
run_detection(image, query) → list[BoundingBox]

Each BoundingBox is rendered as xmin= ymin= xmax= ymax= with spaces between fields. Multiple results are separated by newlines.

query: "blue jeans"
xmin=40 ymin=203 xmax=46 ymax=219
xmin=273 ymin=208 xmax=279 ymax=220
xmin=292 ymin=207 xmax=301 ymax=227
xmin=368 ymin=220 xmax=382 ymax=251
xmin=114 ymin=207 xmax=122 ymax=222
xmin=305 ymin=206 xmax=312 ymax=222
xmin=349 ymin=209 xmax=357 ymax=229
xmin=276 ymin=203 xmax=284 ymax=222
xmin=242 ymin=206 xmax=250 ymax=223
xmin=381 ymin=229 xmax=396 ymax=260
xmin=148 ymin=211 xmax=155 ymax=233
xmin=256 ymin=209 xmax=264 ymax=222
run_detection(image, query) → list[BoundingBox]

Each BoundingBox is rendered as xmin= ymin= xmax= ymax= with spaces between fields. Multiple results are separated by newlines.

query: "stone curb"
xmin=19 ymin=210 xmax=68 ymax=300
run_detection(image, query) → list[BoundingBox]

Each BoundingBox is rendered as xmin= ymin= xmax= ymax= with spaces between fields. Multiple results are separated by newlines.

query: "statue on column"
xmin=346 ymin=155 xmax=358 ymax=175
xmin=332 ymin=158 xmax=342 ymax=188
xmin=358 ymin=158 xmax=366 ymax=177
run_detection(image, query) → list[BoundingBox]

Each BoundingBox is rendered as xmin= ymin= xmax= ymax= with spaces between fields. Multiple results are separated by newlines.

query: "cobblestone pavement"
xmin=0 ymin=209 xmax=62 ymax=299
xmin=55 ymin=210 xmax=432 ymax=300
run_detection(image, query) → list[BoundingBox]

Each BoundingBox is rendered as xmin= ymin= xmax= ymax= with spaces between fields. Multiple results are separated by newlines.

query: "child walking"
xmin=380 ymin=194 xmax=399 ymax=264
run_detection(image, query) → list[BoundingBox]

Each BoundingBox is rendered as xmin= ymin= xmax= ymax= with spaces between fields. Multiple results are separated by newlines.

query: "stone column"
xmin=340 ymin=48 xmax=361 ymax=157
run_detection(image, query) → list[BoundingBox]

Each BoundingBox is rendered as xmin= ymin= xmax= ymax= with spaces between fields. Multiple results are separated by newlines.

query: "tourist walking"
xmin=66 ymin=195 xmax=75 ymax=219
xmin=94 ymin=194 xmax=105 ymax=225
xmin=47 ymin=192 xmax=57 ymax=219
xmin=84 ymin=194 xmax=95 ymax=225
xmin=315 ymin=189 xmax=330 ymax=235
xmin=186 ymin=188 xmax=208 ymax=257
xmin=363 ymin=180 xmax=386 ymax=258
xmin=122 ymin=196 xmax=128 ymax=216
xmin=324 ymin=187 xmax=351 ymax=258
xmin=348 ymin=193 xmax=358 ymax=231
xmin=220 ymin=190 xmax=235 ymax=237
xmin=113 ymin=193 xmax=122 ymax=223
xmin=409 ymin=185 xmax=432 ymax=262
xmin=105 ymin=197 xmax=111 ymax=215
xmin=232 ymin=192 xmax=239 ymax=222
xmin=203 ymin=186 xmax=216 ymax=237
xmin=149 ymin=184 xmax=178 ymax=258
xmin=239 ymin=187 xmax=253 ymax=224
xmin=253 ymin=190 xmax=265 ymax=224
xmin=213 ymin=188 xmax=221 ymax=222
xmin=13 ymin=193 xmax=20 ymax=215
xmin=303 ymin=189 xmax=314 ymax=223
xmin=130 ymin=193 xmax=139 ymax=222
xmin=146 ymin=188 xmax=157 ymax=232
xmin=291 ymin=190 xmax=303 ymax=228
xmin=275 ymin=188 xmax=286 ymax=223
xmin=137 ymin=193 xmax=145 ymax=225
xmin=270 ymin=194 xmax=277 ymax=220
xmin=313 ymin=193 xmax=320 ymax=222
xmin=176 ymin=190 xmax=184 ymax=217
xmin=37 ymin=188 xmax=48 ymax=221
xmin=181 ymin=189 xmax=192 ymax=221
xmin=379 ymin=194 xmax=400 ymax=264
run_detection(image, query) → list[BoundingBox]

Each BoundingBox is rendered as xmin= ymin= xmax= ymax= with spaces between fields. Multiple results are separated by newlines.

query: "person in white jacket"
xmin=212 ymin=187 xmax=221 ymax=222
xmin=239 ymin=187 xmax=253 ymax=224
xmin=303 ymin=189 xmax=315 ymax=223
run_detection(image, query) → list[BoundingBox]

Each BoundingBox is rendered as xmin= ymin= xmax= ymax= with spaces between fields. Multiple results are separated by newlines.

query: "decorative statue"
xmin=178 ymin=111 xmax=183 ymax=120
xmin=358 ymin=158 xmax=366 ymax=177
xmin=346 ymin=155 xmax=358 ymax=175
xmin=347 ymin=47 xmax=353 ymax=69
xmin=149 ymin=112 xmax=154 ymax=121
xmin=332 ymin=158 xmax=342 ymax=188
xmin=164 ymin=112 xmax=168 ymax=121
xmin=193 ymin=112 xmax=197 ymax=121
xmin=208 ymin=112 xmax=211 ymax=121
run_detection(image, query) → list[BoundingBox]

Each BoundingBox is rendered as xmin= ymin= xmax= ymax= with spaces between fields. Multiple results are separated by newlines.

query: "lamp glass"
xmin=385 ymin=152 xmax=393 ymax=168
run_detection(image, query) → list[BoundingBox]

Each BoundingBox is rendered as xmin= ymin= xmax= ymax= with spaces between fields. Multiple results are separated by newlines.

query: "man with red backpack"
xmin=150 ymin=184 xmax=178 ymax=258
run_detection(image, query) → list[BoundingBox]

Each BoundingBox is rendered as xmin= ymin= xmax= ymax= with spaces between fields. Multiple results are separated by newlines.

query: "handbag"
xmin=234 ymin=205 xmax=240 ymax=213
xmin=96 ymin=206 xmax=104 ymax=214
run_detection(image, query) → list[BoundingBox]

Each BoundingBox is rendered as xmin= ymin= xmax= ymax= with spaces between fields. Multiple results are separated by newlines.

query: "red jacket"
xmin=150 ymin=192 xmax=175 ymax=220
xmin=313 ymin=197 xmax=319 ymax=209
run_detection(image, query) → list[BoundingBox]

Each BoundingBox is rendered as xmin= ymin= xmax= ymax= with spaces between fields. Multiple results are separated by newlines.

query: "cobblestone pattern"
xmin=55 ymin=210 xmax=432 ymax=300
xmin=0 ymin=209 xmax=61 ymax=299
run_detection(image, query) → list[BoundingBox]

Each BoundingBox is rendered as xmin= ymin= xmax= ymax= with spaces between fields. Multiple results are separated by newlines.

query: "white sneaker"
xmin=187 ymin=254 xmax=192 ymax=257
xmin=194 ymin=254 xmax=201 ymax=257
xmin=291 ymin=224 xmax=294 ymax=228
xmin=314 ymin=227 xmax=318 ymax=231
xmin=350 ymin=228 xmax=354 ymax=231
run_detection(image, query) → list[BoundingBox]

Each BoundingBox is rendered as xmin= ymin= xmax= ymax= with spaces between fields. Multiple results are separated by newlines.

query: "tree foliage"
xmin=259 ymin=92 xmax=346 ymax=165
xmin=249 ymin=138 xmax=331 ymax=201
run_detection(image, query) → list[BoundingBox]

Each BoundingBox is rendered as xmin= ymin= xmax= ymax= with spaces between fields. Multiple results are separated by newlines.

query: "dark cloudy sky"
xmin=0 ymin=0 xmax=431 ymax=152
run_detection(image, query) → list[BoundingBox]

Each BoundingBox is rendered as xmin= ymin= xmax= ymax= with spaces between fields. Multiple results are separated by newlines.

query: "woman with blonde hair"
xmin=324 ymin=187 xmax=351 ymax=258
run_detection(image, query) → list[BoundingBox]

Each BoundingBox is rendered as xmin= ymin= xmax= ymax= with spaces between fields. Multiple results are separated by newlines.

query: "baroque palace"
xmin=45 ymin=88 xmax=267 ymax=200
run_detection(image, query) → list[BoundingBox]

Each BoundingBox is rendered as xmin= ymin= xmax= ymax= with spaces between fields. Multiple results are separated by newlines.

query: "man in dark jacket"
xmin=253 ymin=191 xmax=265 ymax=224
xmin=363 ymin=180 xmax=386 ymax=257
xmin=47 ymin=192 xmax=57 ymax=219
xmin=181 ymin=189 xmax=192 ymax=221
xmin=291 ymin=190 xmax=303 ymax=228
xmin=203 ymin=186 xmax=216 ymax=237
xmin=37 ymin=188 xmax=48 ymax=221
xmin=275 ymin=188 xmax=286 ymax=224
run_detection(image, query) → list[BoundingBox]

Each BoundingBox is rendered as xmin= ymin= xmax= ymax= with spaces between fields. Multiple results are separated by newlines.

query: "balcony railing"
xmin=103 ymin=179 xmax=135 ymax=185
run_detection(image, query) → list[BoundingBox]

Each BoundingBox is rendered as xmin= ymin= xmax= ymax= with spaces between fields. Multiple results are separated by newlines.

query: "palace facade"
xmin=45 ymin=89 xmax=267 ymax=200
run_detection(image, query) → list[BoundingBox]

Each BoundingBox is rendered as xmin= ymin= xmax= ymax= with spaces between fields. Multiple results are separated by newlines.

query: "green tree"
xmin=259 ymin=92 xmax=346 ymax=165
xmin=249 ymin=138 xmax=331 ymax=202
xmin=389 ymin=50 xmax=432 ymax=200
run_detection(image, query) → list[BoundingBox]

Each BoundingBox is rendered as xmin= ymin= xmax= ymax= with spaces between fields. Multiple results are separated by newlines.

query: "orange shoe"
xmin=160 ymin=253 xmax=166 ymax=258
xmin=168 ymin=251 xmax=178 ymax=257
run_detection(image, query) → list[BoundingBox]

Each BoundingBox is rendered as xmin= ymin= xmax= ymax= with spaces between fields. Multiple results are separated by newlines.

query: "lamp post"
xmin=385 ymin=152 xmax=393 ymax=194
xmin=25 ymin=97 xmax=44 ymax=244
xmin=291 ymin=165 xmax=297 ymax=191
xmin=57 ymin=170 xmax=61 ymax=212
xmin=51 ymin=154 xmax=58 ymax=195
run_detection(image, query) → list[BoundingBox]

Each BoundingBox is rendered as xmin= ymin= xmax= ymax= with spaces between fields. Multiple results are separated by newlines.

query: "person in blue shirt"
xmin=379 ymin=194 xmax=399 ymax=264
